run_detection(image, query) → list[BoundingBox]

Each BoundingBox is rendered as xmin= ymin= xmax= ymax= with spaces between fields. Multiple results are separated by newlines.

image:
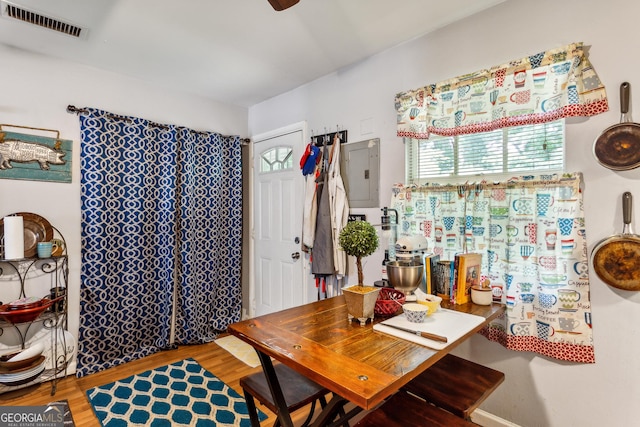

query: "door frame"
xmin=247 ymin=121 xmax=309 ymax=319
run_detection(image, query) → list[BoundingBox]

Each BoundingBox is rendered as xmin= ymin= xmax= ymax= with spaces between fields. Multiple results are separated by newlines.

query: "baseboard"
xmin=471 ymin=409 xmax=520 ymax=427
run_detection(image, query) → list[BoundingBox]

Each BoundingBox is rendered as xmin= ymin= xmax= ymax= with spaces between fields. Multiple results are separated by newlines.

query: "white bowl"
xmin=403 ymin=303 xmax=429 ymax=323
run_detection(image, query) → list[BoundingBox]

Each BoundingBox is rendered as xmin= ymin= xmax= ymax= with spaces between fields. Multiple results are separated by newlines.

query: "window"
xmin=406 ymin=119 xmax=565 ymax=183
xmin=260 ymin=146 xmax=293 ymax=173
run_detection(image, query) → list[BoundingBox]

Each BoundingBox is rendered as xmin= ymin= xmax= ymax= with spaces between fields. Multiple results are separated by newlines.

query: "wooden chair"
xmin=240 ymin=362 xmax=328 ymax=427
xmin=402 ymin=353 xmax=505 ymax=420
xmin=353 ymin=391 xmax=478 ymax=427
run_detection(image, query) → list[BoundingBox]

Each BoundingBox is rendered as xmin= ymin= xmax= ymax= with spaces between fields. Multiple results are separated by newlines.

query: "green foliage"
xmin=339 ymin=221 xmax=379 ymax=258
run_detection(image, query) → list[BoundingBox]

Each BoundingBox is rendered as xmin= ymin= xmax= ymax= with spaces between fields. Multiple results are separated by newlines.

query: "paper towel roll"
xmin=4 ymin=216 xmax=24 ymax=260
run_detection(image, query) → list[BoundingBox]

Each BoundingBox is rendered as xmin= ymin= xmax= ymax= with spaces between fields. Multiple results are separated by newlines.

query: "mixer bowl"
xmin=386 ymin=261 xmax=423 ymax=295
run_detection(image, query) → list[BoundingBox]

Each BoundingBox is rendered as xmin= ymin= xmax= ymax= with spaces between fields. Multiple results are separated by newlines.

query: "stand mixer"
xmin=387 ymin=235 xmax=429 ymax=301
xmin=395 ymin=235 xmax=429 ymax=263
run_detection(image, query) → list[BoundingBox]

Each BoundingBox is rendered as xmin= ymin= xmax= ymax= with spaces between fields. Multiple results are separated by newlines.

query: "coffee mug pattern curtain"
xmin=396 ymin=42 xmax=608 ymax=139
xmin=78 ymin=108 xmax=242 ymax=376
xmin=390 ymin=172 xmax=594 ymax=363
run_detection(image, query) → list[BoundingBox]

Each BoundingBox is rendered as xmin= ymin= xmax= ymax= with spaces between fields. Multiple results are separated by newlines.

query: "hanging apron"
xmin=312 ymin=142 xmax=335 ymax=277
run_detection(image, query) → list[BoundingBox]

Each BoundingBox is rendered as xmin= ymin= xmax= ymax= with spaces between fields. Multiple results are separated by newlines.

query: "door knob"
xmin=291 ymin=252 xmax=300 ymax=260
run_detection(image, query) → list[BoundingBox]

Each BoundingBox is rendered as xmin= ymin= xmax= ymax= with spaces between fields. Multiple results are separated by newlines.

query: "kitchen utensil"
xmin=592 ymin=192 xmax=640 ymax=290
xmin=0 ymin=355 xmax=44 ymax=374
xmin=380 ymin=322 xmax=448 ymax=343
xmin=374 ymin=288 xmax=405 ymax=316
xmin=387 ymin=261 xmax=423 ymax=296
xmin=7 ymin=342 xmax=45 ymax=362
xmin=0 ymin=296 xmax=64 ymax=323
xmin=7 ymin=296 xmax=44 ymax=311
xmin=0 ymin=353 xmax=42 ymax=371
xmin=593 ymin=82 xmax=640 ymax=170
xmin=0 ymin=358 xmax=46 ymax=386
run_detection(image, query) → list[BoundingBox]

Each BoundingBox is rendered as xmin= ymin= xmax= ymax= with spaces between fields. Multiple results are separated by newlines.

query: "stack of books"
xmin=451 ymin=252 xmax=483 ymax=305
xmin=421 ymin=252 xmax=483 ymax=305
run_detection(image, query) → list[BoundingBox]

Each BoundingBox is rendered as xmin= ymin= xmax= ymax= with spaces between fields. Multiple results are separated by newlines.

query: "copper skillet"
xmin=592 ymin=192 xmax=640 ymax=290
xmin=593 ymin=82 xmax=640 ymax=170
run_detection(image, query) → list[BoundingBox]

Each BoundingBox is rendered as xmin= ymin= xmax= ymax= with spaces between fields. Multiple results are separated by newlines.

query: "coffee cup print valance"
xmin=396 ymin=42 xmax=609 ymax=139
xmin=0 ymin=124 xmax=72 ymax=183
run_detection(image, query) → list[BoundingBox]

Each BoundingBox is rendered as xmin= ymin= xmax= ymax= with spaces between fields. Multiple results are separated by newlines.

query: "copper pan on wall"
xmin=593 ymin=82 xmax=640 ymax=170
xmin=592 ymin=192 xmax=640 ymax=290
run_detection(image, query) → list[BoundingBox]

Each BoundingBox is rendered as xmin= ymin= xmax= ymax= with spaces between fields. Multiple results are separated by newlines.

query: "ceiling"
xmin=0 ymin=0 xmax=506 ymax=108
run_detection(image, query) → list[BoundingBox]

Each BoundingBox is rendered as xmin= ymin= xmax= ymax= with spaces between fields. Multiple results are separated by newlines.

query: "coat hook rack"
xmin=312 ymin=129 xmax=347 ymax=146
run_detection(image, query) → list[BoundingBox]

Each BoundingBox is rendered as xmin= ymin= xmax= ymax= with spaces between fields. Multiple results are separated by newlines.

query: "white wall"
xmin=0 ymin=44 xmax=247 ymax=364
xmin=249 ymin=0 xmax=640 ymax=425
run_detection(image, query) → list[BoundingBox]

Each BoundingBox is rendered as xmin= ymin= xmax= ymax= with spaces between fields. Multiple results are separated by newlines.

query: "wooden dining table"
xmin=228 ymin=295 xmax=505 ymax=427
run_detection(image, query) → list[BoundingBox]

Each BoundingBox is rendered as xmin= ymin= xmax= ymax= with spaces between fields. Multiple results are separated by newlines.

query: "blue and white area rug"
xmin=86 ymin=358 xmax=267 ymax=426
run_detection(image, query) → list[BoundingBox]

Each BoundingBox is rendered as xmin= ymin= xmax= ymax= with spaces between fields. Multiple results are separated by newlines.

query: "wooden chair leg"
xmin=240 ymin=362 xmax=330 ymax=427
xmin=242 ymin=389 xmax=264 ymax=427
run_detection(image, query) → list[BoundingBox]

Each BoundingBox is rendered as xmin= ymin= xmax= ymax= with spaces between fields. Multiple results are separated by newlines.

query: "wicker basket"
xmin=374 ymin=288 xmax=406 ymax=316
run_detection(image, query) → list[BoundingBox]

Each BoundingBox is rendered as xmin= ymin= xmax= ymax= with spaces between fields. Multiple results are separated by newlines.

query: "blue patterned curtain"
xmin=174 ymin=129 xmax=243 ymax=344
xmin=78 ymin=108 xmax=243 ymax=376
xmin=78 ymin=109 xmax=177 ymax=377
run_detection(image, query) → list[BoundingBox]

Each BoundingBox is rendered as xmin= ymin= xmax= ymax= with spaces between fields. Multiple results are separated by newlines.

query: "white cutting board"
xmin=373 ymin=309 xmax=485 ymax=350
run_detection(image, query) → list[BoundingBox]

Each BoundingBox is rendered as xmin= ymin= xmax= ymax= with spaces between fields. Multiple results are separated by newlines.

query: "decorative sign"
xmin=0 ymin=126 xmax=72 ymax=183
xmin=348 ymin=214 xmax=366 ymax=222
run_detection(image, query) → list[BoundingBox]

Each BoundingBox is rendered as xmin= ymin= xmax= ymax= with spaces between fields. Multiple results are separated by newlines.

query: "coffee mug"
xmin=510 ymin=90 xmax=531 ymax=105
xmin=539 ymin=293 xmax=557 ymax=309
xmin=510 ymin=322 xmax=530 ymax=336
xmin=536 ymin=320 xmax=555 ymax=340
xmin=520 ymin=293 xmax=535 ymax=303
xmin=454 ymin=110 xmax=466 ymax=126
xmin=51 ymin=238 xmax=65 ymax=256
xmin=559 ymin=317 xmax=580 ymax=331
xmin=489 ymin=224 xmax=503 ymax=237
xmin=50 ymin=287 xmax=66 ymax=313
xmin=37 ymin=242 xmax=53 ymax=258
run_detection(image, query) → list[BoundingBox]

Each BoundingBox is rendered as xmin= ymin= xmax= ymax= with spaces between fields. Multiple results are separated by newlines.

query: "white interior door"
xmin=252 ymin=124 xmax=306 ymax=316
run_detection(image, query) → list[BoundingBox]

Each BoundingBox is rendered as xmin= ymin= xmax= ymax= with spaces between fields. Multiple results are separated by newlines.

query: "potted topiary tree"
xmin=339 ymin=220 xmax=381 ymax=325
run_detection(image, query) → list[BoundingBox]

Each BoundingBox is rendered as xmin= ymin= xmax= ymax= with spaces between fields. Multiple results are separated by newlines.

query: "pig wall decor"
xmin=0 ymin=127 xmax=72 ymax=183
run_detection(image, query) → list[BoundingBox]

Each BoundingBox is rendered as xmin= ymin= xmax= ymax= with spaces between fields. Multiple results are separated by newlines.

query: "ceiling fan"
xmin=267 ymin=0 xmax=300 ymax=11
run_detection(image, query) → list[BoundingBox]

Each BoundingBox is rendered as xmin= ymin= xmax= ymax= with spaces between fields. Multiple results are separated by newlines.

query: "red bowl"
xmin=7 ymin=296 xmax=44 ymax=311
xmin=0 ymin=296 xmax=63 ymax=323
xmin=375 ymin=288 xmax=406 ymax=316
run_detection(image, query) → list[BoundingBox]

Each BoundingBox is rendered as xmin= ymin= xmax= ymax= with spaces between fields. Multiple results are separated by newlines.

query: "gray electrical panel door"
xmin=340 ymin=138 xmax=379 ymax=208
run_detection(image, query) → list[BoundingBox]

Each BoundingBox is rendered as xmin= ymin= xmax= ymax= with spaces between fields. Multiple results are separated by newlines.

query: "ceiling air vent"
xmin=0 ymin=1 xmax=87 ymax=38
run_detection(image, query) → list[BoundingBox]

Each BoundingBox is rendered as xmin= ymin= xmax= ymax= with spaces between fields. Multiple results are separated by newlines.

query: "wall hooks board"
xmin=312 ymin=130 xmax=347 ymax=146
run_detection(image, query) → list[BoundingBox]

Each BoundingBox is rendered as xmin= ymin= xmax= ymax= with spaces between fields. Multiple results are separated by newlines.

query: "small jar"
xmin=470 ymin=286 xmax=493 ymax=305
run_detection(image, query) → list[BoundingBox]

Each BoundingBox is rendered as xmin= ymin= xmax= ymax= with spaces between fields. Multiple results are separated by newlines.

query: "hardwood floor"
xmin=0 ymin=336 xmax=284 ymax=426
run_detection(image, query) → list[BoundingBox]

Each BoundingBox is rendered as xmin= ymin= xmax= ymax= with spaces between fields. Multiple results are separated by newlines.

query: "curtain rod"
xmin=406 ymin=174 xmax=582 ymax=193
xmin=67 ymin=105 xmax=88 ymax=115
xmin=67 ymin=105 xmax=250 ymax=144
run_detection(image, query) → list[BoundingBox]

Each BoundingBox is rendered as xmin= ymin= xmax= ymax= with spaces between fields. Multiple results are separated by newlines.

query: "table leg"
xmin=310 ymin=394 xmax=363 ymax=427
xmin=255 ymin=351 xmax=359 ymax=427
xmin=256 ymin=351 xmax=295 ymax=427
